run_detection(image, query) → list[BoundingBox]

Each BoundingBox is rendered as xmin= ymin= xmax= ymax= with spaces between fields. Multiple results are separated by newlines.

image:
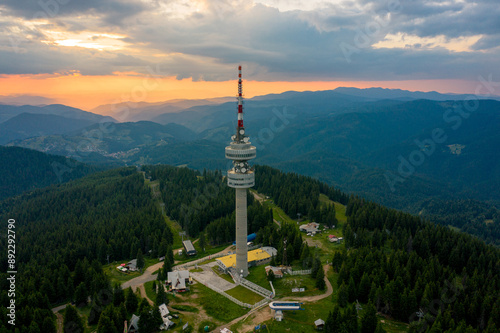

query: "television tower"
xmin=225 ymin=65 xmax=256 ymax=277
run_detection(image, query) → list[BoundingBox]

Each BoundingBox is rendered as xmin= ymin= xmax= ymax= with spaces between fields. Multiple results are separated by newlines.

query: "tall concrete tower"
xmin=225 ymin=65 xmax=256 ymax=277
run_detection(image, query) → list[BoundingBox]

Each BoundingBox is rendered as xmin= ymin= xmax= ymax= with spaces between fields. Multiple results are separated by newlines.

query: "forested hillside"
xmin=327 ymin=197 xmax=500 ymax=332
xmin=1 ymin=163 xmax=498 ymax=332
xmin=143 ymin=165 xmax=273 ymax=242
xmin=0 ymin=146 xmax=98 ymax=201
xmin=0 ymin=167 xmax=172 ymax=332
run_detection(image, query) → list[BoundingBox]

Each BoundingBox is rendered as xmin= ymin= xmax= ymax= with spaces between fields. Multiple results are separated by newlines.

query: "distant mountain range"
xmin=0 ymin=113 xmax=97 ymax=145
xmin=90 ymin=96 xmax=234 ymax=122
xmin=0 ymin=104 xmax=117 ymax=145
xmin=0 ymin=103 xmax=116 ymax=124
xmin=2 ymin=87 xmax=499 ymax=243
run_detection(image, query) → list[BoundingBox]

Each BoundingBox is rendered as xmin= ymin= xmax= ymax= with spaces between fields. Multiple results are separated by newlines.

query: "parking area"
xmin=190 ymin=262 xmax=236 ymax=292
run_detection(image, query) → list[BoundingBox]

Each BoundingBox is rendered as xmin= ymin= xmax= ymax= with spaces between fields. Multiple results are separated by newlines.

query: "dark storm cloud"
xmin=0 ymin=0 xmax=499 ymax=82
xmin=1 ymin=0 xmax=148 ymax=26
xmin=397 ymin=2 xmax=500 ymax=38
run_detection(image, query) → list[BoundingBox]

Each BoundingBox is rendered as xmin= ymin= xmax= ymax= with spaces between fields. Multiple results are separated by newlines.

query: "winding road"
xmin=214 ymin=263 xmax=334 ymax=332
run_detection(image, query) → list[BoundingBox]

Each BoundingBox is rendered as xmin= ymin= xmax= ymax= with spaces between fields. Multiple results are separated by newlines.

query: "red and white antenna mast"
xmin=236 ymin=65 xmax=245 ymax=141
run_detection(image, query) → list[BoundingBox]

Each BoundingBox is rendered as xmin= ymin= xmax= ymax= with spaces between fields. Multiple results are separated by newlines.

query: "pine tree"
xmin=199 ymin=231 xmax=206 ymax=252
xmin=113 ymin=284 xmax=125 ymax=306
xmin=167 ymin=245 xmax=174 ymax=266
xmin=88 ymin=300 xmax=102 ymax=326
xmin=267 ymin=269 xmax=276 ymax=282
xmin=337 ymin=282 xmax=349 ymax=307
xmin=361 ymin=303 xmax=378 ymax=333
xmin=27 ymin=322 xmax=41 ymax=333
xmin=348 ymin=276 xmax=357 ymax=303
xmin=156 ymin=283 xmax=168 ymax=307
xmin=74 ymin=282 xmax=87 ymax=307
xmin=63 ymin=305 xmax=84 ymax=333
xmin=270 ymin=254 xmax=277 ymax=266
xmin=316 ymin=265 xmax=326 ymax=291
xmin=311 ymin=257 xmax=321 ymax=279
xmin=97 ymin=314 xmax=118 ymax=333
xmin=41 ymin=317 xmax=57 ymax=333
xmin=137 ymin=249 xmax=145 ymax=272
xmin=125 ymin=287 xmax=138 ymax=313
xmin=358 ymin=273 xmax=371 ymax=303
xmin=343 ymin=305 xmax=359 ymax=333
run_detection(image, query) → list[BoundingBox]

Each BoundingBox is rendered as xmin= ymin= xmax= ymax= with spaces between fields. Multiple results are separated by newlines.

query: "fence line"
xmin=286 ymin=268 xmax=312 ymax=275
xmin=200 ymin=280 xmax=270 ymax=309
xmin=240 ymin=277 xmax=273 ymax=298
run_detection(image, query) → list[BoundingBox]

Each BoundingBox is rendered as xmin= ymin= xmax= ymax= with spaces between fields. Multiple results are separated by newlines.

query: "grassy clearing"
xmin=225 ymin=285 xmax=264 ymax=305
xmin=379 ymin=316 xmax=410 ymax=332
xmin=193 ymin=283 xmax=248 ymax=322
xmin=260 ymin=198 xmax=295 ymax=225
xmin=197 ymin=321 xmax=217 ymax=333
xmin=259 ymin=295 xmax=337 ymax=333
xmin=163 ymin=214 xmax=184 ymax=249
xmin=170 ymin=304 xmax=199 ymax=313
xmin=144 ymin=280 xmax=157 ymax=303
xmin=104 ymin=257 xmax=158 ymax=285
xmin=246 ymin=265 xmax=272 ymax=290
xmin=333 ymin=202 xmax=347 ymax=224
xmin=247 ymin=264 xmax=322 ymax=298
xmin=273 ymin=274 xmax=322 ymax=298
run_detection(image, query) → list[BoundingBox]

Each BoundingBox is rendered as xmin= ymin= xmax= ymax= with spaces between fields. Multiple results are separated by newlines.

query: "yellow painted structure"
xmin=217 ymin=248 xmax=271 ymax=270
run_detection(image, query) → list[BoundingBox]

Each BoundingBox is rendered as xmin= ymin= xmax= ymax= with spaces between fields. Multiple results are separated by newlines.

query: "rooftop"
xmin=217 ymin=248 xmax=272 ymax=269
xmin=183 ymin=240 xmax=196 ymax=252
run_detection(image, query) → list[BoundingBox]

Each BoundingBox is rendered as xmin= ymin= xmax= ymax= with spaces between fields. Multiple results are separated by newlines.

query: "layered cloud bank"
xmin=1 ymin=0 xmax=498 ymax=108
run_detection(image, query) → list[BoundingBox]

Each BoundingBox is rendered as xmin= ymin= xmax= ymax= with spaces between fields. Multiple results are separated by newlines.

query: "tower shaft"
xmin=225 ymin=65 xmax=256 ymax=278
xmin=235 ymin=188 xmax=248 ymax=276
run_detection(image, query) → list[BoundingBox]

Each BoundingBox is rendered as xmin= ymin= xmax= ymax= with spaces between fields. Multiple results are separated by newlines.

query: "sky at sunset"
xmin=1 ymin=0 xmax=499 ymax=111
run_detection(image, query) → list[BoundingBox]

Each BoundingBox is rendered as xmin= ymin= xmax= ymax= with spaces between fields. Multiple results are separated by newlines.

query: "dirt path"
xmin=172 ymin=302 xmax=218 ymax=330
xmin=139 ymin=284 xmax=154 ymax=305
xmin=251 ymin=191 xmax=266 ymax=203
xmin=214 ymin=264 xmax=333 ymax=332
xmin=214 ymin=302 xmax=271 ymax=333
xmin=121 ymin=261 xmax=164 ymax=290
xmin=55 ymin=312 xmax=63 ymax=333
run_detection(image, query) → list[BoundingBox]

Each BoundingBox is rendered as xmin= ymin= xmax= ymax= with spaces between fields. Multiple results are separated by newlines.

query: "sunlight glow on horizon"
xmin=0 ymin=73 xmax=479 ymax=112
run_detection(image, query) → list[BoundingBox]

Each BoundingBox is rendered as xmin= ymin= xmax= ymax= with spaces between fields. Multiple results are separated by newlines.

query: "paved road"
xmin=122 ymin=244 xmax=234 ymax=291
xmin=190 ymin=262 xmax=236 ymax=292
xmin=122 ymin=261 xmax=164 ymax=291
xmin=51 ymin=304 xmax=68 ymax=313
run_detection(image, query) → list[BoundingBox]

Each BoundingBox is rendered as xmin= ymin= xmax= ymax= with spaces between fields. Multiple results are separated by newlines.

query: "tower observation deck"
xmin=225 ymin=65 xmax=256 ymax=277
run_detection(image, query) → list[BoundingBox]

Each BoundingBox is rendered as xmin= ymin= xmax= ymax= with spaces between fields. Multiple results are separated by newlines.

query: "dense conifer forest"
xmin=0 ymin=164 xmax=498 ymax=332
xmin=0 ymin=146 xmax=98 ymax=201
xmin=0 ymin=167 xmax=170 ymax=332
xmin=323 ymin=197 xmax=499 ymax=332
